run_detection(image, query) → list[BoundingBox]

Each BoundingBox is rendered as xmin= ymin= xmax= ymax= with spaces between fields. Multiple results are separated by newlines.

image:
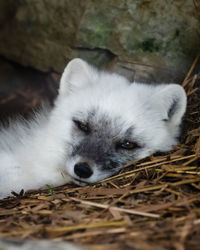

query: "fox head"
xmin=52 ymin=58 xmax=187 ymax=185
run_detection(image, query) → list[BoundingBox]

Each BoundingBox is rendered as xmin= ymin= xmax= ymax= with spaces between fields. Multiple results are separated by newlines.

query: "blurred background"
xmin=0 ymin=0 xmax=199 ymax=119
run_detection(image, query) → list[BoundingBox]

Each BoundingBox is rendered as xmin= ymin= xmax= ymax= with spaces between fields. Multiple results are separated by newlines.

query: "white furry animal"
xmin=0 ymin=59 xmax=187 ymax=198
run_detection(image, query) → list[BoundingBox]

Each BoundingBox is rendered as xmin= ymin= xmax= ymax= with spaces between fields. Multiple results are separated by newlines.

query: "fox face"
xmin=52 ymin=59 xmax=187 ymax=185
xmin=66 ymin=110 xmax=145 ymax=185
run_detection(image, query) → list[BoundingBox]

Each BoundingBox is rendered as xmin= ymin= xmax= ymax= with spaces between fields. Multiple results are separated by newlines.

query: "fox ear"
xmin=59 ymin=58 xmax=97 ymax=96
xmin=153 ymin=84 xmax=187 ymax=127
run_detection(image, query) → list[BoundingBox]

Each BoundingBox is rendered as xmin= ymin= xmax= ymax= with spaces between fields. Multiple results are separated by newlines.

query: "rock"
xmin=77 ymin=0 xmax=200 ymax=81
xmin=0 ymin=57 xmax=59 ymax=120
xmin=0 ymin=0 xmax=199 ymax=81
xmin=0 ymin=0 xmax=84 ymax=72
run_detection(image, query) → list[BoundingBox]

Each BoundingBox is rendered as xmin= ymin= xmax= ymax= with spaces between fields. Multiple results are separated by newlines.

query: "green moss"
xmin=132 ymin=30 xmax=180 ymax=54
xmin=79 ymin=13 xmax=114 ymax=48
xmin=139 ymin=38 xmax=160 ymax=52
xmin=127 ymin=38 xmax=161 ymax=53
xmin=174 ymin=29 xmax=180 ymax=38
xmin=83 ymin=25 xmax=110 ymax=47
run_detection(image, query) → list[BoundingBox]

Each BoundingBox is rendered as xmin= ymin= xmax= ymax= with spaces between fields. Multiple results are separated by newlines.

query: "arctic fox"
xmin=0 ymin=59 xmax=187 ymax=198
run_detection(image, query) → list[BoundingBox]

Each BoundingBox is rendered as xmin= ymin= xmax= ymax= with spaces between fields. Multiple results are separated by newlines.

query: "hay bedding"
xmin=0 ymin=55 xmax=200 ymax=250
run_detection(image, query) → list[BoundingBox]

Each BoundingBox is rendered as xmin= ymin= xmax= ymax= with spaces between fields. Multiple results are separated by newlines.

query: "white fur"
xmin=0 ymin=59 xmax=187 ymax=198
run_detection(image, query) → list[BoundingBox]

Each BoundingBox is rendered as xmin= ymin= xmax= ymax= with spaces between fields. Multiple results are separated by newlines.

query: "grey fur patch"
xmin=168 ymin=99 xmax=178 ymax=119
xmin=70 ymin=108 xmax=141 ymax=175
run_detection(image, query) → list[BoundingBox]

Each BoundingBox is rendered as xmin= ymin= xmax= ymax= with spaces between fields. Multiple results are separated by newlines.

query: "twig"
xmin=70 ymin=197 xmax=160 ymax=218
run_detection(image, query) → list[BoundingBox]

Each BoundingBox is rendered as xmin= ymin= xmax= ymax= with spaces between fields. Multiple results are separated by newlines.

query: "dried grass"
xmin=0 ymin=54 xmax=200 ymax=250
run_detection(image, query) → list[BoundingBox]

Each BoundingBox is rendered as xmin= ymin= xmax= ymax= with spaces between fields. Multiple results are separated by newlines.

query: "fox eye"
xmin=73 ymin=120 xmax=90 ymax=134
xmin=116 ymin=140 xmax=140 ymax=150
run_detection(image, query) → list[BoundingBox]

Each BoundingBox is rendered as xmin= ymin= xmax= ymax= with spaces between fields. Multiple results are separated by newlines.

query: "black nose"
xmin=74 ymin=162 xmax=93 ymax=179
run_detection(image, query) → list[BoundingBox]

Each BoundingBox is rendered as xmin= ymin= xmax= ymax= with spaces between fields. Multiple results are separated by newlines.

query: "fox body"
xmin=0 ymin=59 xmax=187 ymax=198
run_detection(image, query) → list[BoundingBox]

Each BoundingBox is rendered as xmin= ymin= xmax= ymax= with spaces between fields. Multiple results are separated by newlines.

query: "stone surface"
xmin=0 ymin=0 xmax=199 ymax=81
xmin=77 ymin=0 xmax=200 ymax=80
xmin=0 ymin=0 xmax=84 ymax=72
xmin=0 ymin=57 xmax=59 ymax=120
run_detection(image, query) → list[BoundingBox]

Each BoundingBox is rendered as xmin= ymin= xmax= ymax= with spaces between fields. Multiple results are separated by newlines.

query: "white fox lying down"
xmin=0 ymin=59 xmax=187 ymax=198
